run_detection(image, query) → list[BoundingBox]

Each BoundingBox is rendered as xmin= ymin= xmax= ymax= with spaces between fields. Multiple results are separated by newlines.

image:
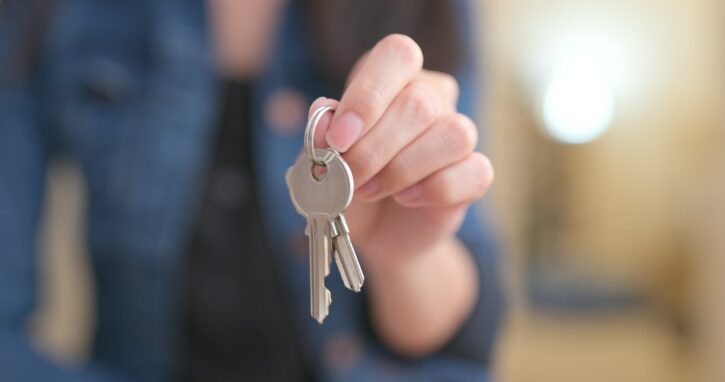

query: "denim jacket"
xmin=0 ymin=1 xmax=502 ymax=380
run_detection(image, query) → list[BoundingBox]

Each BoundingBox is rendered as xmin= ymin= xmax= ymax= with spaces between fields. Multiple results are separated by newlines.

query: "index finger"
xmin=325 ymin=34 xmax=423 ymax=152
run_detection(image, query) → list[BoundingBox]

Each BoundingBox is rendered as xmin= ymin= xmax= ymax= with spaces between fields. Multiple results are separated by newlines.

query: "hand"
xmin=307 ymin=35 xmax=494 ymax=356
xmin=310 ymin=34 xmax=494 ymax=266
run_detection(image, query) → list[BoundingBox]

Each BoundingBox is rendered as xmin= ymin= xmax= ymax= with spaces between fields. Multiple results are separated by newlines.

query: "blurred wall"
xmin=694 ymin=110 xmax=725 ymax=382
xmin=477 ymin=0 xmax=723 ymax=381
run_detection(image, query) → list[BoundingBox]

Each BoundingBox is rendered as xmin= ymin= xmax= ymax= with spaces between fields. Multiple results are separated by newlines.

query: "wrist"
xmin=360 ymin=235 xmax=480 ymax=356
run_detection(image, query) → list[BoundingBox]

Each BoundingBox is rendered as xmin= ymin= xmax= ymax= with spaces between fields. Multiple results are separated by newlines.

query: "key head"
xmin=286 ymin=149 xmax=354 ymax=217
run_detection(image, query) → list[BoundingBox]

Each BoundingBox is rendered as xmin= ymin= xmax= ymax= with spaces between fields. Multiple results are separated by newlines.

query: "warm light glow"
xmin=541 ymin=55 xmax=615 ymax=144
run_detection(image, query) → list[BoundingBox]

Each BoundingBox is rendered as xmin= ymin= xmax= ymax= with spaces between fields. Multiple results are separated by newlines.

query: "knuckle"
xmin=384 ymin=155 xmax=415 ymax=186
xmin=401 ymin=83 xmax=437 ymax=124
xmin=469 ymin=153 xmax=494 ymax=195
xmin=355 ymin=78 xmax=387 ymax=121
xmin=379 ymin=34 xmax=423 ymax=68
xmin=434 ymin=71 xmax=460 ymax=100
xmin=443 ymin=114 xmax=478 ymax=157
xmin=347 ymin=144 xmax=381 ymax=178
xmin=435 ymin=175 xmax=459 ymax=205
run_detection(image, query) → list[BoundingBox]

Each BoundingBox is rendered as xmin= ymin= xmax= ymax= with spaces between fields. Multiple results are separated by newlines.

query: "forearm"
xmin=364 ymin=236 xmax=479 ymax=357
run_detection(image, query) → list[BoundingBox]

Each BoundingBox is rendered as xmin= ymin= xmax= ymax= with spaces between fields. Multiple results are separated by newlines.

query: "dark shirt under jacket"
xmin=180 ymin=81 xmax=313 ymax=382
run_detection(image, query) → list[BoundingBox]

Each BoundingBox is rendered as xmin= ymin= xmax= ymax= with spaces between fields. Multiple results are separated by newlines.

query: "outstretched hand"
xmin=310 ymin=34 xmax=494 ymax=267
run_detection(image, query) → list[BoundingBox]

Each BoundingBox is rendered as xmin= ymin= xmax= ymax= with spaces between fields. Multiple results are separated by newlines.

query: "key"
xmin=306 ymin=210 xmax=332 ymax=323
xmin=286 ymin=148 xmax=357 ymax=323
xmin=332 ymin=214 xmax=364 ymax=292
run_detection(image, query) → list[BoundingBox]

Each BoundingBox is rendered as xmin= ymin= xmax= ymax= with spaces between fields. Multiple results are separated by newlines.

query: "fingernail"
xmin=356 ymin=178 xmax=380 ymax=198
xmin=395 ymin=185 xmax=422 ymax=203
xmin=326 ymin=111 xmax=364 ymax=152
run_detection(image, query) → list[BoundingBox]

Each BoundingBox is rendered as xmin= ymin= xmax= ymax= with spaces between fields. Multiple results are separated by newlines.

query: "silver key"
xmin=332 ymin=214 xmax=364 ymax=292
xmin=305 ymin=170 xmax=365 ymax=293
xmin=286 ymin=148 xmax=356 ymax=323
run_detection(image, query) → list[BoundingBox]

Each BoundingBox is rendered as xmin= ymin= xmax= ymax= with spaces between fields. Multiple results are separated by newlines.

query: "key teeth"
xmin=313 ymin=312 xmax=327 ymax=324
xmin=332 ymin=223 xmax=366 ymax=293
xmin=334 ymin=250 xmax=364 ymax=292
xmin=313 ymin=289 xmax=331 ymax=324
xmin=335 ymin=252 xmax=353 ymax=290
xmin=350 ymin=276 xmax=363 ymax=292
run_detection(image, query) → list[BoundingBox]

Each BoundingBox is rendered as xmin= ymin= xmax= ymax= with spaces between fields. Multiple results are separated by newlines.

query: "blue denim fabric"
xmin=0 ymin=1 xmax=502 ymax=381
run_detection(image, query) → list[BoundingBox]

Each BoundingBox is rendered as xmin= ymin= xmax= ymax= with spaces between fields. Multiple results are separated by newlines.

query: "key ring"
xmin=305 ymin=105 xmax=337 ymax=166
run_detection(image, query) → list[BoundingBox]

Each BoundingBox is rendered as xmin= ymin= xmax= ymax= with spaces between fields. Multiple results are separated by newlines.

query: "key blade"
xmin=332 ymin=216 xmax=365 ymax=292
xmin=309 ymin=215 xmax=332 ymax=324
xmin=330 ymin=218 xmax=355 ymax=290
xmin=333 ymin=236 xmax=364 ymax=292
xmin=334 ymin=251 xmax=353 ymax=290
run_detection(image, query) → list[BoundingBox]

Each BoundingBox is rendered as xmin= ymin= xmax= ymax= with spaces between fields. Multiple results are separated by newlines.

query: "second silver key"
xmin=331 ymin=214 xmax=364 ymax=292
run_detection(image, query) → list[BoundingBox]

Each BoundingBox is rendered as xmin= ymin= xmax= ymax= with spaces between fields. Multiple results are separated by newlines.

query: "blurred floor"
xmin=496 ymin=311 xmax=692 ymax=382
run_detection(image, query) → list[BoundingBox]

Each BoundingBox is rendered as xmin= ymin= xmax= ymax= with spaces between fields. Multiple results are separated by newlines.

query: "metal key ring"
xmin=305 ymin=105 xmax=337 ymax=166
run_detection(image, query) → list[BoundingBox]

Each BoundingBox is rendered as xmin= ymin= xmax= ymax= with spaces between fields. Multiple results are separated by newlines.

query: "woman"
xmin=0 ymin=0 xmax=502 ymax=380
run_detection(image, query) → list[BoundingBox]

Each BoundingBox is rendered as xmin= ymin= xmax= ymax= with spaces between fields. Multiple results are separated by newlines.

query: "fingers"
xmin=303 ymin=33 xmax=480 ymax=209
xmin=344 ymin=79 xmax=454 ymax=187
xmin=392 ymin=153 xmax=494 ymax=208
xmin=326 ymin=34 xmax=424 ymax=152
xmin=416 ymin=71 xmax=460 ymax=109
xmin=305 ymin=96 xmax=491 ymax=209
xmin=356 ymin=113 xmax=478 ymax=201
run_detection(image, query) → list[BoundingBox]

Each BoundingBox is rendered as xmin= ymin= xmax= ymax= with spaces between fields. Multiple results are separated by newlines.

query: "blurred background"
xmin=479 ymin=0 xmax=723 ymax=381
xmin=29 ymin=0 xmax=723 ymax=381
